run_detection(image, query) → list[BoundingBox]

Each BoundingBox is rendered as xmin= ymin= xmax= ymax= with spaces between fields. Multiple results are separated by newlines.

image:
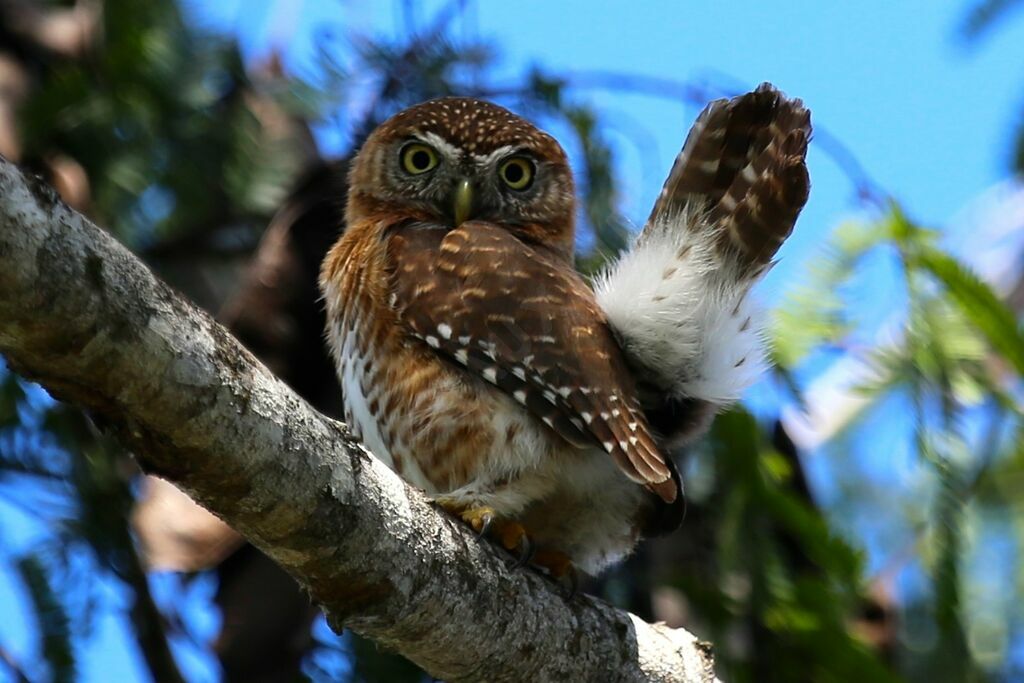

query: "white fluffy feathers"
xmin=595 ymin=205 xmax=769 ymax=406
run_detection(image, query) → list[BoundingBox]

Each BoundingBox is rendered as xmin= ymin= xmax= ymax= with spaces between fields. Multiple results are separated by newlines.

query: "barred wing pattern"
xmin=649 ymin=82 xmax=811 ymax=271
xmin=597 ymin=83 xmax=811 ymax=443
xmin=387 ymin=221 xmax=678 ymax=503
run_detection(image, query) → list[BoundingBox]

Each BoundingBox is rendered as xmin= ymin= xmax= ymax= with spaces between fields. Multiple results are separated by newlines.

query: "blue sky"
xmin=187 ymin=0 xmax=1024 ymax=288
xmin=4 ymin=1 xmax=1024 ymax=681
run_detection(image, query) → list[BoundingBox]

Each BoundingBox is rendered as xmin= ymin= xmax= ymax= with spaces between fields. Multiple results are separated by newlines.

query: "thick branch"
xmin=0 ymin=156 xmax=716 ymax=682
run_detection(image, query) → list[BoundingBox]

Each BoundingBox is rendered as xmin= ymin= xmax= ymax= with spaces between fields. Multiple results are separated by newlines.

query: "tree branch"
xmin=0 ymin=155 xmax=717 ymax=682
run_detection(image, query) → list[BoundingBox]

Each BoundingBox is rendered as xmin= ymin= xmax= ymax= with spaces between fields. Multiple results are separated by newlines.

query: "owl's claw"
xmin=432 ymin=492 xmax=581 ymax=596
xmin=433 ymin=499 xmax=496 ymax=534
xmin=480 ymin=517 xmax=534 ymax=568
xmin=435 ymin=501 xmax=579 ymax=597
xmin=432 ymin=499 xmax=543 ymax=573
xmin=482 ymin=516 xmax=534 ymax=568
xmin=512 ymin=533 xmax=534 ymax=568
xmin=531 ymin=547 xmax=578 ymax=598
xmin=464 ymin=506 xmax=497 ymax=535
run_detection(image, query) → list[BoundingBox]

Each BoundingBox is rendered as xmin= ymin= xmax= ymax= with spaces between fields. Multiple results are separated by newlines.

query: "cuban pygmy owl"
xmin=320 ymin=85 xmax=810 ymax=576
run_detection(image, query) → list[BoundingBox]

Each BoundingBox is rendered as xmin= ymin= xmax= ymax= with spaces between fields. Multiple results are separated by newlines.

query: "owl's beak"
xmin=452 ymin=178 xmax=474 ymax=227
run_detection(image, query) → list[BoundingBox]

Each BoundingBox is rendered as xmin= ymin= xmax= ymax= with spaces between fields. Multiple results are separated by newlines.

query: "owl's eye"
xmin=400 ymin=143 xmax=439 ymax=175
xmin=498 ymin=157 xmax=535 ymax=191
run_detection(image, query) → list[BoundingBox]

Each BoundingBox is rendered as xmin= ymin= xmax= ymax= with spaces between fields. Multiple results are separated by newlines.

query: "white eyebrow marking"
xmin=420 ymin=132 xmax=463 ymax=161
xmin=471 ymin=145 xmax=517 ymax=166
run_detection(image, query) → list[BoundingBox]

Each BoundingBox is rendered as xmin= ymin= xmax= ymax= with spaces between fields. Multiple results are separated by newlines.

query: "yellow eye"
xmin=499 ymin=157 xmax=534 ymax=190
xmin=401 ymin=143 xmax=439 ymax=175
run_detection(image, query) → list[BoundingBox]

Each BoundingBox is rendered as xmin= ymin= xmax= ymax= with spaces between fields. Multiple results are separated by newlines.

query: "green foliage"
xmin=678 ymin=409 xmax=896 ymax=683
xmin=912 ymin=248 xmax=1024 ymax=376
xmin=561 ymin=103 xmax=631 ymax=260
xmin=773 ymin=202 xmax=1024 ymax=681
xmin=770 ymin=219 xmax=889 ymax=367
xmin=18 ymin=0 xmax=318 ymax=249
xmin=15 ymin=554 xmax=76 ymax=683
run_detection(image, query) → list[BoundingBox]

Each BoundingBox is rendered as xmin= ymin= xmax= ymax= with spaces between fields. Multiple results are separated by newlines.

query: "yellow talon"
xmin=495 ymin=520 xmax=527 ymax=551
xmin=433 ymin=499 xmax=532 ymax=565
xmin=532 ymin=548 xmax=579 ymax=597
xmin=433 ymin=499 xmax=496 ymax=533
xmin=460 ymin=506 xmax=497 ymax=534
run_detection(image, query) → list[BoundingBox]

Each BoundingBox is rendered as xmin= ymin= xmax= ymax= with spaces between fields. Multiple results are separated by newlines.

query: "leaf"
xmin=16 ymin=555 xmax=76 ymax=683
xmin=913 ymin=247 xmax=1024 ymax=376
xmin=771 ymin=219 xmax=888 ymax=366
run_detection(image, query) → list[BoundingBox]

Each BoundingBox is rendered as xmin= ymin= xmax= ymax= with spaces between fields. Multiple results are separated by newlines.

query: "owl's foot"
xmin=532 ymin=548 xmax=572 ymax=577
xmin=532 ymin=549 xmax=579 ymax=598
xmin=434 ymin=500 xmax=533 ymax=564
xmin=434 ymin=499 xmax=575 ymax=594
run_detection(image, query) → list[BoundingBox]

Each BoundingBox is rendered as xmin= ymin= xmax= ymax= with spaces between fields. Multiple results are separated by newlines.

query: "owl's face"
xmin=347 ymin=98 xmax=576 ymax=257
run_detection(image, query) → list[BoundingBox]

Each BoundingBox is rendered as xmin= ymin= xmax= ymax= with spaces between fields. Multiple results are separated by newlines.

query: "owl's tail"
xmin=595 ymin=84 xmax=810 ymax=445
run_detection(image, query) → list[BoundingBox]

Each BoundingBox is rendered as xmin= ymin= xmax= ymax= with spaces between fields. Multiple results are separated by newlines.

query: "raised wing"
xmin=648 ymin=82 xmax=811 ymax=271
xmin=596 ymin=83 xmax=811 ymax=445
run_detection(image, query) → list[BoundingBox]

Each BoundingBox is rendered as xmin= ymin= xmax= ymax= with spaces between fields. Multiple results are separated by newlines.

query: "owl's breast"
xmin=336 ymin=323 xmax=394 ymax=469
xmin=329 ymin=298 xmax=558 ymax=496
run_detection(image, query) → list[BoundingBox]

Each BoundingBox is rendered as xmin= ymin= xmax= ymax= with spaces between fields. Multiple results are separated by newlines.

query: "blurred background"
xmin=2 ymin=0 xmax=1024 ymax=681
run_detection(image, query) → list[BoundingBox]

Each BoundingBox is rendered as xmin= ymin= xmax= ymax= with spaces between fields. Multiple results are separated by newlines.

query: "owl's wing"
xmin=646 ymin=82 xmax=811 ymax=270
xmin=387 ymin=221 xmax=677 ymax=503
xmin=595 ymin=84 xmax=810 ymax=445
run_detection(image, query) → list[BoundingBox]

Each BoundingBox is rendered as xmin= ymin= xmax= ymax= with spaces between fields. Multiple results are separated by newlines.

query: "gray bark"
xmin=0 ymin=155 xmax=717 ymax=682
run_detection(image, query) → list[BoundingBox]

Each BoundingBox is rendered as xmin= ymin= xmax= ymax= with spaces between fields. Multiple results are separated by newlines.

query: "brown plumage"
xmin=649 ymin=82 xmax=811 ymax=272
xmin=389 ymin=221 xmax=674 ymax=500
xmin=321 ymin=88 xmax=811 ymax=573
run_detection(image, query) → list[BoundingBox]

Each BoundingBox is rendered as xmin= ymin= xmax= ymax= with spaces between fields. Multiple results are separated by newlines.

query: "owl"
xmin=320 ymin=84 xmax=810 ymax=577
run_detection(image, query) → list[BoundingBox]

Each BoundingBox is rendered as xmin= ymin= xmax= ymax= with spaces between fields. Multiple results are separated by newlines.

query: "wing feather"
xmin=387 ymin=221 xmax=677 ymax=502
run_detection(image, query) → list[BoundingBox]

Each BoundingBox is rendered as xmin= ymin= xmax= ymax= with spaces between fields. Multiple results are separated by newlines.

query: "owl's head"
xmin=347 ymin=97 xmax=576 ymax=258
